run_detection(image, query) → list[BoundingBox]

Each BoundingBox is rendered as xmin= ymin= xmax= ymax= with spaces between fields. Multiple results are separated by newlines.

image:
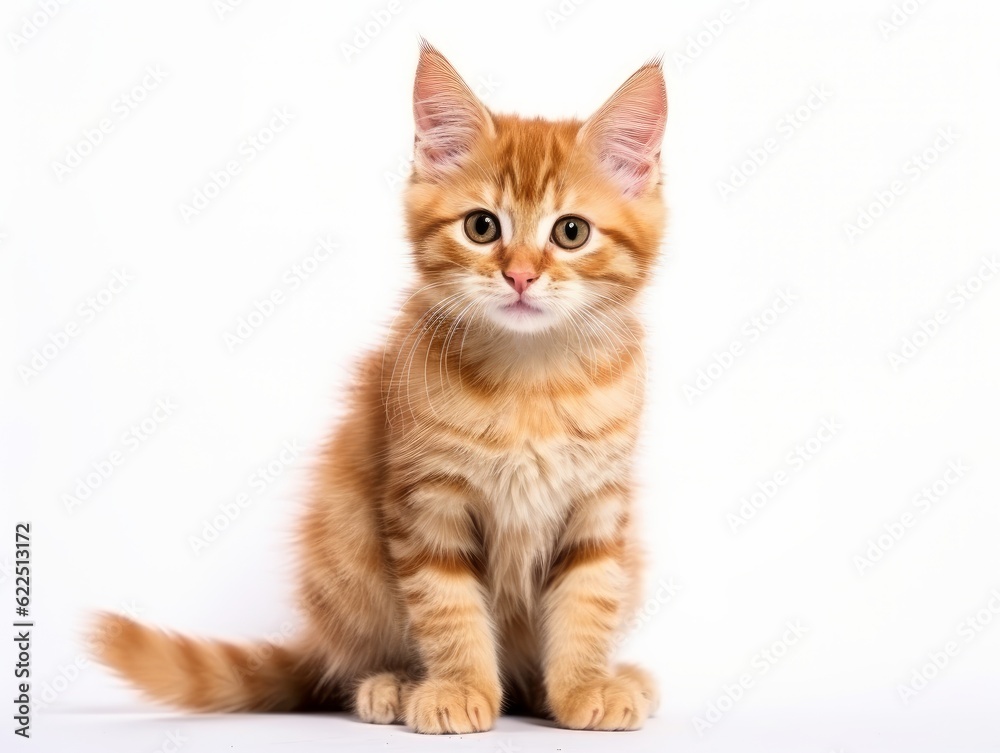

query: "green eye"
xmin=464 ymin=211 xmax=501 ymax=243
xmin=551 ymin=216 xmax=590 ymax=250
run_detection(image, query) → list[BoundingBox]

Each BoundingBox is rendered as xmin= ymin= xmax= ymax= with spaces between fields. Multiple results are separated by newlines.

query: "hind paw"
xmin=355 ymin=672 xmax=407 ymax=724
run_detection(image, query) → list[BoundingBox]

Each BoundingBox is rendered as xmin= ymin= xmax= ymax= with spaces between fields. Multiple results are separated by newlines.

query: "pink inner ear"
xmin=413 ymin=45 xmax=491 ymax=173
xmin=583 ymin=64 xmax=667 ymax=197
xmin=414 ymin=88 xmax=481 ymax=170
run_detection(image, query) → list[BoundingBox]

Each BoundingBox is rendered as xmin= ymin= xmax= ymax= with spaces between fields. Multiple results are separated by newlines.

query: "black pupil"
xmin=564 ymin=221 xmax=578 ymax=241
xmin=475 ymin=215 xmax=492 ymax=236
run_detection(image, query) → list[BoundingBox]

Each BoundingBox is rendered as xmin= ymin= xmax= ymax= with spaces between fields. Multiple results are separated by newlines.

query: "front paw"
xmin=404 ymin=677 xmax=499 ymax=734
xmin=549 ymin=665 xmax=657 ymax=731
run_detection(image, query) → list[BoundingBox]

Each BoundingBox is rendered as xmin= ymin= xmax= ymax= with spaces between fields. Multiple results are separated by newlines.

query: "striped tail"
xmin=89 ymin=612 xmax=328 ymax=713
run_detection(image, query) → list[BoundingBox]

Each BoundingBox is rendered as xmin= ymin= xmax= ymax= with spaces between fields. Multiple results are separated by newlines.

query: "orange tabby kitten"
xmin=92 ymin=41 xmax=668 ymax=734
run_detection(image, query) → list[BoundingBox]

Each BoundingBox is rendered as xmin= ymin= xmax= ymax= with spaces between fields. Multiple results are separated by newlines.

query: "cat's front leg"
xmin=385 ymin=483 xmax=500 ymax=734
xmin=541 ymin=488 xmax=658 ymax=730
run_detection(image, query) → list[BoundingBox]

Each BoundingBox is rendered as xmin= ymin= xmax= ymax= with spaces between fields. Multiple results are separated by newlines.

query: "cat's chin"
xmin=486 ymin=301 xmax=558 ymax=334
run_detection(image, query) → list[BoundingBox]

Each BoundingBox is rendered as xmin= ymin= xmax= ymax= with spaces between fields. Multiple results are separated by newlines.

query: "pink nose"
xmin=503 ymin=268 xmax=538 ymax=295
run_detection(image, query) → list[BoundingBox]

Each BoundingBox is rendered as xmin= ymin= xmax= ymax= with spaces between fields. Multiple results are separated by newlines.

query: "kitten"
xmin=91 ymin=41 xmax=668 ymax=734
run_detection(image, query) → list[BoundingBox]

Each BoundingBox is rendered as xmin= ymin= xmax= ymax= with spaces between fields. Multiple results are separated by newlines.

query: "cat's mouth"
xmin=488 ymin=296 xmax=556 ymax=333
xmin=502 ymin=299 xmax=543 ymax=315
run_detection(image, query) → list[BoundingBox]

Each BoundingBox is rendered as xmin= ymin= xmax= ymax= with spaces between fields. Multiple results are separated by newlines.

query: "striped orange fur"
xmin=91 ymin=41 xmax=668 ymax=734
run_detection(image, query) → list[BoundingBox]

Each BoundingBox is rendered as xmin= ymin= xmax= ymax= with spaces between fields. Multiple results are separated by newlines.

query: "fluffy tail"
xmin=89 ymin=612 xmax=329 ymax=713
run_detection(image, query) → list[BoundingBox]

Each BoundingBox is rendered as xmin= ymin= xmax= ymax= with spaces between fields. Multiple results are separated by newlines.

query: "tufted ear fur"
xmin=412 ymin=40 xmax=494 ymax=177
xmin=578 ymin=60 xmax=667 ymax=197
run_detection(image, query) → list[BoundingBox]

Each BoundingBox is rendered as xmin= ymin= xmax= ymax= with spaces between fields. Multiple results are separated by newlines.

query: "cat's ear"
xmin=579 ymin=60 xmax=667 ymax=198
xmin=412 ymin=40 xmax=494 ymax=176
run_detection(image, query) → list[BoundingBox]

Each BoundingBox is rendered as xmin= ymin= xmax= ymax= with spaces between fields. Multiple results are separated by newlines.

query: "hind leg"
xmin=355 ymin=671 xmax=412 ymax=724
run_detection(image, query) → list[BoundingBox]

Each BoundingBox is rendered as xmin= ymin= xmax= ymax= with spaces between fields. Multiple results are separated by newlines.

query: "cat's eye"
xmin=551 ymin=216 xmax=590 ymax=250
xmin=463 ymin=211 xmax=501 ymax=244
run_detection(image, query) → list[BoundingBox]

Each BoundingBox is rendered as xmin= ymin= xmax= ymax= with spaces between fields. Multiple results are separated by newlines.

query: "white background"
xmin=3 ymin=0 xmax=1000 ymax=751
